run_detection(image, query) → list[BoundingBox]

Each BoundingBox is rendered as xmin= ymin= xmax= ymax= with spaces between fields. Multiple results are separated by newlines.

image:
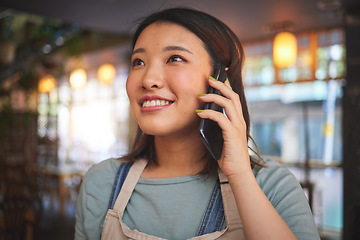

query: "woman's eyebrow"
xmin=132 ymin=48 xmax=145 ymax=55
xmin=163 ymin=46 xmax=193 ymax=54
xmin=132 ymin=46 xmax=193 ymax=55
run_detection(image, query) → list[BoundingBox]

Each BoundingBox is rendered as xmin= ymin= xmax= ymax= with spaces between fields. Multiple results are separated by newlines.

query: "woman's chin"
xmin=139 ymin=126 xmax=167 ymax=136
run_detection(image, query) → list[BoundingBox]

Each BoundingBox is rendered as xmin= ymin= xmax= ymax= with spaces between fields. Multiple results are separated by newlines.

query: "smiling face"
xmin=126 ymin=22 xmax=212 ymax=138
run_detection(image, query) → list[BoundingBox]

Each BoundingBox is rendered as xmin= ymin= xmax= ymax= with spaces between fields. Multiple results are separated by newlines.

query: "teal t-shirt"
xmin=123 ymin=174 xmax=222 ymax=239
xmin=75 ymin=158 xmax=320 ymax=240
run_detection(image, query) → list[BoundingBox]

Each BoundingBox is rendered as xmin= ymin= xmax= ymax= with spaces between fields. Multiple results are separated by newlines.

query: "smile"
xmin=142 ymin=99 xmax=172 ymax=108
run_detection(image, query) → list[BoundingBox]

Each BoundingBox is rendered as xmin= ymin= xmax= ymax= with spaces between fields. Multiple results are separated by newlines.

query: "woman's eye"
xmin=167 ymin=55 xmax=186 ymax=63
xmin=132 ymin=58 xmax=144 ymax=67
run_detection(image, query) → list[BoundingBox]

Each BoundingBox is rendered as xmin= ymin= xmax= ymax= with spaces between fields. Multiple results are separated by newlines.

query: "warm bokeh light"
xmin=70 ymin=68 xmax=87 ymax=89
xmin=273 ymin=32 xmax=298 ymax=68
xmin=38 ymin=75 xmax=56 ymax=93
xmin=97 ymin=63 xmax=116 ymax=85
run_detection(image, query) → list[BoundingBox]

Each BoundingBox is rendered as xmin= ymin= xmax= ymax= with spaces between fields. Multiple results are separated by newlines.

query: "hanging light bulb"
xmin=70 ymin=68 xmax=87 ymax=89
xmin=38 ymin=75 xmax=56 ymax=93
xmin=97 ymin=63 xmax=116 ymax=85
xmin=273 ymin=32 xmax=298 ymax=68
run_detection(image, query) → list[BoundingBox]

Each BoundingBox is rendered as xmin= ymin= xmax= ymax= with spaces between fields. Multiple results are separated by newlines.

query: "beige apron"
xmin=101 ymin=159 xmax=245 ymax=239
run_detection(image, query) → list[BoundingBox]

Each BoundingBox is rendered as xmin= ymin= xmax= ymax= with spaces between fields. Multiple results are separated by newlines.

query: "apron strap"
xmin=218 ymin=170 xmax=243 ymax=228
xmin=112 ymin=159 xmax=148 ymax=217
xmin=108 ymin=161 xmax=133 ymax=210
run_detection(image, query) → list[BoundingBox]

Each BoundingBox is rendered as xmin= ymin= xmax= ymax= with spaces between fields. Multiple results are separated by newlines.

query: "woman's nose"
xmin=141 ymin=65 xmax=164 ymax=90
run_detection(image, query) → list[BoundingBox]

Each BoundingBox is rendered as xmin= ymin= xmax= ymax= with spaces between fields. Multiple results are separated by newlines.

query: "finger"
xmin=225 ymin=78 xmax=231 ymax=89
xmin=196 ymin=109 xmax=232 ymax=130
xmin=208 ymin=77 xmax=243 ymax=118
xmin=198 ymin=93 xmax=243 ymax=126
xmin=196 ymin=109 xmax=246 ymax=143
xmin=209 ymin=76 xmax=233 ymax=95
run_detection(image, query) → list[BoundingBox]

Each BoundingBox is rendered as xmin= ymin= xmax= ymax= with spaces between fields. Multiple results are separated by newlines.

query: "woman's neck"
xmin=142 ymin=132 xmax=208 ymax=178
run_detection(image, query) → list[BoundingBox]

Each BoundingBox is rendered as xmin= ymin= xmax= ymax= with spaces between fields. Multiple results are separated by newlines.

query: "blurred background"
xmin=0 ymin=0 xmax=359 ymax=239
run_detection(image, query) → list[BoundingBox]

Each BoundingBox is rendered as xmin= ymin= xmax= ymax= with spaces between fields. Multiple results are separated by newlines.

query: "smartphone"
xmin=199 ymin=67 xmax=228 ymax=160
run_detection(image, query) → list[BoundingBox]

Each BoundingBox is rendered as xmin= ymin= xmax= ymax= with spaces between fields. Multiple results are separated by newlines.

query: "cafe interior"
xmin=0 ymin=0 xmax=359 ymax=239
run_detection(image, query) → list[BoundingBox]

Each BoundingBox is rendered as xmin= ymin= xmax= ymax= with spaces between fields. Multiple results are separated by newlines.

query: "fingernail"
xmin=209 ymin=76 xmax=217 ymax=81
xmin=226 ymin=78 xmax=231 ymax=86
xmin=198 ymin=93 xmax=207 ymax=96
xmin=196 ymin=109 xmax=204 ymax=113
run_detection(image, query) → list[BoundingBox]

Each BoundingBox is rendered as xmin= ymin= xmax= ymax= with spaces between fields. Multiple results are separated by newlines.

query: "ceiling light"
xmin=97 ymin=63 xmax=116 ymax=85
xmin=38 ymin=75 xmax=56 ymax=93
xmin=273 ymin=32 xmax=298 ymax=68
xmin=70 ymin=68 xmax=87 ymax=89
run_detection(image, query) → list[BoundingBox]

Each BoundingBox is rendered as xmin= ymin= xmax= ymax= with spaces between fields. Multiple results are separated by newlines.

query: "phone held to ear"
xmin=199 ymin=67 xmax=229 ymax=160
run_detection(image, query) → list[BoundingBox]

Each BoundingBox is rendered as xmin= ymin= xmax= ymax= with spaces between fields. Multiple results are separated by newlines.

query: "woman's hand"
xmin=197 ymin=76 xmax=252 ymax=179
xmin=197 ymin=76 xmax=298 ymax=240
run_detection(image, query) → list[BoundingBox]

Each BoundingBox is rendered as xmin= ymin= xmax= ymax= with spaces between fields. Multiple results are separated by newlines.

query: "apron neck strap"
xmin=218 ymin=170 xmax=243 ymax=228
xmin=113 ymin=159 xmax=147 ymax=217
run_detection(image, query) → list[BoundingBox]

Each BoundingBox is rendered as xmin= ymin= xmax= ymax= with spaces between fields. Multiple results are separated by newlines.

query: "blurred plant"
xmin=0 ymin=11 xmax=15 ymax=42
xmin=0 ymin=11 xmax=16 ymax=65
xmin=29 ymin=19 xmax=58 ymax=40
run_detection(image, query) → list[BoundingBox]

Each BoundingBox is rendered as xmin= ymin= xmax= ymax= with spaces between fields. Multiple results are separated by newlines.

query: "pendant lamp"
xmin=38 ymin=75 xmax=56 ymax=93
xmin=70 ymin=68 xmax=87 ymax=89
xmin=97 ymin=63 xmax=116 ymax=85
xmin=273 ymin=32 xmax=298 ymax=68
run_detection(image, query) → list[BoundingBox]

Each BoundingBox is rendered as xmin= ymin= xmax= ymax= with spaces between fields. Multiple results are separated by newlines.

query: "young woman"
xmin=75 ymin=8 xmax=320 ymax=240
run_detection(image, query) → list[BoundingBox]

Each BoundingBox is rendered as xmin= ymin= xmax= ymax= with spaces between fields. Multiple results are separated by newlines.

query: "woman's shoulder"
xmin=253 ymin=158 xmax=320 ymax=239
xmin=75 ymin=158 xmax=123 ymax=239
xmin=77 ymin=158 xmax=124 ymax=217
xmin=84 ymin=158 xmax=121 ymax=178
xmin=81 ymin=158 xmax=123 ymax=192
xmin=253 ymin=158 xmax=302 ymax=197
xmin=252 ymin=157 xmax=310 ymax=213
xmin=253 ymin=158 xmax=293 ymax=179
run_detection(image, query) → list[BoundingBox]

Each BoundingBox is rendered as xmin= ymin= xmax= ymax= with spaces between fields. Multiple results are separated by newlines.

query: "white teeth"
xmin=142 ymin=100 xmax=170 ymax=108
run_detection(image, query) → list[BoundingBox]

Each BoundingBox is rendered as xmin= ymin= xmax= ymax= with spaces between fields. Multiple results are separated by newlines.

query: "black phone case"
xmin=199 ymin=67 xmax=228 ymax=160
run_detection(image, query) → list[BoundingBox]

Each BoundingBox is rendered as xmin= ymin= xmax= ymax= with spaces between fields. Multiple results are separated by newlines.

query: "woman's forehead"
xmin=135 ymin=22 xmax=202 ymax=46
xmin=133 ymin=22 xmax=207 ymax=53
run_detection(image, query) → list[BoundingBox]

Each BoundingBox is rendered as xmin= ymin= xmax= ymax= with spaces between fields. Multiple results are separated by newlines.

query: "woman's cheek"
xmin=126 ymin=76 xmax=137 ymax=99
